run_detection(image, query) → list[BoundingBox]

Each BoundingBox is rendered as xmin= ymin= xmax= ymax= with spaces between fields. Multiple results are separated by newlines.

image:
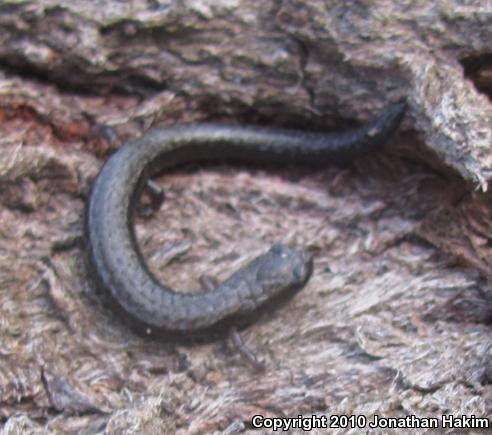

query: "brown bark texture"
xmin=0 ymin=1 xmax=491 ymax=433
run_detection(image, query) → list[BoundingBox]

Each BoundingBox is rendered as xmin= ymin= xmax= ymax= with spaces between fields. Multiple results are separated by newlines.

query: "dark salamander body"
xmin=86 ymin=100 xmax=406 ymax=335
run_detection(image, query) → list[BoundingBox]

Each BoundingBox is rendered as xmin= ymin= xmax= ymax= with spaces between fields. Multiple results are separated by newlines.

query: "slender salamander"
xmin=86 ymin=99 xmax=406 ymax=336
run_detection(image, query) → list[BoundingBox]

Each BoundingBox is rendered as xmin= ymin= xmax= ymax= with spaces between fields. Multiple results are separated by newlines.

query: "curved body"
xmin=86 ymin=100 xmax=406 ymax=333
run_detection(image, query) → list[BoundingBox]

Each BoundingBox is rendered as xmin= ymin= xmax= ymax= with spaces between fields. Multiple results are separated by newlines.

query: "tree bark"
xmin=0 ymin=1 xmax=491 ymax=433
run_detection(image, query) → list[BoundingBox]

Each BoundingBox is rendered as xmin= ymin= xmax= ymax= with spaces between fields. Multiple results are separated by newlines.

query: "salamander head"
xmin=256 ymin=244 xmax=313 ymax=295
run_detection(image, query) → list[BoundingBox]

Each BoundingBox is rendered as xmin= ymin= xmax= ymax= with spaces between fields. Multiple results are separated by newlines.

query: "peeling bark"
xmin=0 ymin=1 xmax=490 ymax=185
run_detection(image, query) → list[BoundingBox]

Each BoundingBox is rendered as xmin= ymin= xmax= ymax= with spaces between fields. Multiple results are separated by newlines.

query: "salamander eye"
xmin=270 ymin=244 xmax=286 ymax=256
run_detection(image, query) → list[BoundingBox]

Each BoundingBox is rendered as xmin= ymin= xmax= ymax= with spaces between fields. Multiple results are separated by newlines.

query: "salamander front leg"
xmin=228 ymin=327 xmax=266 ymax=372
xmin=199 ymin=274 xmax=266 ymax=372
xmin=198 ymin=275 xmax=219 ymax=292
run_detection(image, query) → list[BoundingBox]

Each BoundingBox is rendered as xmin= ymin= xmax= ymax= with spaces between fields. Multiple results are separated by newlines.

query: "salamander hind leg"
xmin=137 ymin=180 xmax=165 ymax=218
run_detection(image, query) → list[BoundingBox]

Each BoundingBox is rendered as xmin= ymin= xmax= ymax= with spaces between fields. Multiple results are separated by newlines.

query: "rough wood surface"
xmin=0 ymin=0 xmax=491 ymax=186
xmin=0 ymin=1 xmax=491 ymax=434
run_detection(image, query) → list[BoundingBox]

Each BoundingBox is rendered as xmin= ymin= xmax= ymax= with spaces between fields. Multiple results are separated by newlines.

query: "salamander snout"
xmin=257 ymin=244 xmax=313 ymax=294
